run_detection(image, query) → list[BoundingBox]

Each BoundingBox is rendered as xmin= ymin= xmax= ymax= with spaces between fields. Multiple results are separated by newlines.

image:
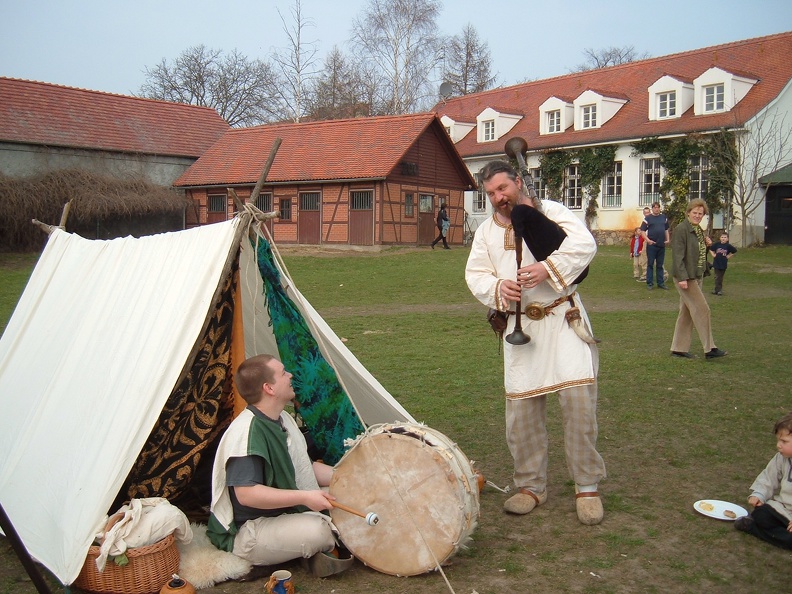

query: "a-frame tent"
xmin=0 ymin=207 xmax=413 ymax=586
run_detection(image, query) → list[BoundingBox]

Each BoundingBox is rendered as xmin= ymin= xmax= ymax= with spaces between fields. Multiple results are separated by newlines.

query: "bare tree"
xmin=572 ymin=45 xmax=650 ymax=71
xmin=709 ymin=109 xmax=792 ymax=245
xmin=351 ymin=0 xmax=443 ymax=114
xmin=139 ymin=45 xmax=280 ymax=126
xmin=307 ymin=47 xmax=372 ymax=120
xmin=441 ymin=24 xmax=497 ymax=96
xmin=271 ymin=0 xmax=319 ymax=123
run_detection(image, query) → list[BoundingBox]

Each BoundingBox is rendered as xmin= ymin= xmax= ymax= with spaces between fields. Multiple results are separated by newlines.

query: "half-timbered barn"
xmin=174 ymin=113 xmax=476 ymax=247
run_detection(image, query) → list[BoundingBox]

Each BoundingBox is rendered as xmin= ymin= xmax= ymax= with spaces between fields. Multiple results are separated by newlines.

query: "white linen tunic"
xmin=465 ymin=200 xmax=597 ymax=399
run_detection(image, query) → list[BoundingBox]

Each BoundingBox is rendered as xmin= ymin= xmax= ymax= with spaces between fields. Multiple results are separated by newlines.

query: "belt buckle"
xmin=524 ymin=302 xmax=545 ymax=321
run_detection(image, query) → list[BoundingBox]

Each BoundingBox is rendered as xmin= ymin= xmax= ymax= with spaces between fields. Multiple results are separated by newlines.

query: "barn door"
xmin=349 ymin=190 xmax=374 ymax=245
xmin=298 ymin=192 xmax=321 ymax=244
xmin=418 ymin=193 xmax=436 ymax=245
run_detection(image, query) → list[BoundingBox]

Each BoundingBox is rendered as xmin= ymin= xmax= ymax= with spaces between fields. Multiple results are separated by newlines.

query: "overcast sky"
xmin=2 ymin=0 xmax=791 ymax=97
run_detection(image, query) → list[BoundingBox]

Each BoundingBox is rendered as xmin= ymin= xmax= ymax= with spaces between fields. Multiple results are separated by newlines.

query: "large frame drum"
xmin=329 ymin=423 xmax=479 ymax=576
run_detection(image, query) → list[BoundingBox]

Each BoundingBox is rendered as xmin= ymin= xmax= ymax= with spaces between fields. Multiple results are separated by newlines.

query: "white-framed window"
xmin=704 ymin=84 xmax=725 ymax=112
xmin=689 ymin=156 xmax=709 ymax=200
xmin=473 ymin=188 xmax=487 ymax=213
xmin=581 ymin=105 xmax=597 ymax=129
xmin=528 ymin=168 xmax=546 ymax=201
xmin=565 ymin=165 xmax=582 ymax=210
xmin=254 ymin=192 xmax=272 ymax=213
xmin=658 ymin=92 xmax=676 ymax=118
xmin=547 ymin=110 xmax=561 ymax=133
xmin=482 ymin=119 xmax=495 ymax=141
xmin=603 ymin=161 xmax=622 ymax=208
xmin=639 ymin=158 xmax=662 ymax=206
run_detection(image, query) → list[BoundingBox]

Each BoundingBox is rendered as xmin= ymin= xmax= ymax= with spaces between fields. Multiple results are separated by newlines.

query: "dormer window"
xmin=693 ymin=67 xmax=757 ymax=116
xmin=704 ymin=84 xmax=725 ymax=112
xmin=648 ymin=75 xmax=692 ymax=121
xmin=658 ymin=92 xmax=676 ymax=118
xmin=547 ymin=110 xmax=561 ymax=133
xmin=573 ymin=90 xmax=626 ymax=131
xmin=439 ymin=115 xmax=475 ymax=143
xmin=475 ymin=107 xmax=522 ymax=143
xmin=539 ymin=97 xmax=573 ymax=135
xmin=482 ymin=120 xmax=495 ymax=141
xmin=581 ymin=105 xmax=597 ymax=129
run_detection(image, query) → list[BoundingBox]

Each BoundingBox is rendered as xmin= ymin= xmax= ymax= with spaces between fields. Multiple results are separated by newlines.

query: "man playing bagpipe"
xmin=465 ymin=160 xmax=606 ymax=525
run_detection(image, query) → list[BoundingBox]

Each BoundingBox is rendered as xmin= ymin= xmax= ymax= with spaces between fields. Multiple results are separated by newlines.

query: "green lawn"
xmin=1 ymin=242 xmax=791 ymax=594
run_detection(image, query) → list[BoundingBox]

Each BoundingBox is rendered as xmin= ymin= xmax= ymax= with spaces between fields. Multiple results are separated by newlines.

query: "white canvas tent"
xmin=0 ymin=210 xmax=413 ymax=585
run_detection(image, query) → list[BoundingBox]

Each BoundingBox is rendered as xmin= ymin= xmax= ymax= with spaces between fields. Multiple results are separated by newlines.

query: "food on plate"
xmin=723 ymin=509 xmax=737 ymax=519
xmin=699 ymin=502 xmax=715 ymax=512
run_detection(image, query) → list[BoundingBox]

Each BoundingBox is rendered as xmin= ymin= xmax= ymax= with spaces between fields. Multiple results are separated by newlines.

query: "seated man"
xmin=207 ymin=353 xmax=350 ymax=575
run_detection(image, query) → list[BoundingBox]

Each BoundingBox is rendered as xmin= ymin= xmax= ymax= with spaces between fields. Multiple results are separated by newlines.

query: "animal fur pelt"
xmin=177 ymin=523 xmax=251 ymax=589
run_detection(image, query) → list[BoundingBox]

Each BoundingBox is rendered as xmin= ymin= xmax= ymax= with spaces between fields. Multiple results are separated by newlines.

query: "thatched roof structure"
xmin=0 ymin=169 xmax=191 ymax=251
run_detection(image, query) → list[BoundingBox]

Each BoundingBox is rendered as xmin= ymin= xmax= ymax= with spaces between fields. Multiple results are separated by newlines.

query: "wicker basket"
xmin=74 ymin=528 xmax=180 ymax=594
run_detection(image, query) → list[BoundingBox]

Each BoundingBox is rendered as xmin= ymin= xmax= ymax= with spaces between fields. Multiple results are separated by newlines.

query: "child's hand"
xmin=787 ymin=521 xmax=792 ymax=533
xmin=748 ymin=496 xmax=762 ymax=507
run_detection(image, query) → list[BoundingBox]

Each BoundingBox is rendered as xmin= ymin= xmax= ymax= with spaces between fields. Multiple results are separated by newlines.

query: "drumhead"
xmin=329 ymin=424 xmax=478 ymax=576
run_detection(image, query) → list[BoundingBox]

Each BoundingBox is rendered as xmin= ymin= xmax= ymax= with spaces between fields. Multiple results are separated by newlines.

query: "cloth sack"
xmin=95 ymin=497 xmax=193 ymax=572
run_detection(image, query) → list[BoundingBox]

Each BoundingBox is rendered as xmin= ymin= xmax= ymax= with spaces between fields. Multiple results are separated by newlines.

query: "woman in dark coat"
xmin=670 ymin=198 xmax=727 ymax=360
xmin=431 ymin=203 xmax=450 ymax=249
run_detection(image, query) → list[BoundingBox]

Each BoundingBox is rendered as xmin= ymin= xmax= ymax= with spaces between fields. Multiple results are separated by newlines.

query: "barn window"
xmin=255 ymin=192 xmax=273 ymax=213
xmin=350 ymin=190 xmax=373 ymax=210
xmin=300 ymin=192 xmax=320 ymax=211
xmin=405 ymin=192 xmax=415 ymax=217
xmin=279 ymin=198 xmax=292 ymax=220
xmin=208 ymin=194 xmax=226 ymax=213
xmin=419 ymin=194 xmax=435 ymax=213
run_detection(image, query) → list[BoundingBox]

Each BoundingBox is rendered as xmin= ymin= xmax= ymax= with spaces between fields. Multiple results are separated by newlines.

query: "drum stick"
xmin=331 ymin=501 xmax=379 ymax=526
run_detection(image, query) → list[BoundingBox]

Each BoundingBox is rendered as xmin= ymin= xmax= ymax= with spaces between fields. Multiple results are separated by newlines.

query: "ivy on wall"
xmin=539 ymin=150 xmax=571 ymax=201
xmin=539 ymin=146 xmax=616 ymax=228
xmin=578 ymin=145 xmax=617 ymax=227
xmin=630 ymin=134 xmax=734 ymax=228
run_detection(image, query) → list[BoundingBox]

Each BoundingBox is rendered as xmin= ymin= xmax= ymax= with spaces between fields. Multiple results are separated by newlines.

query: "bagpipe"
xmin=496 ymin=138 xmax=595 ymax=346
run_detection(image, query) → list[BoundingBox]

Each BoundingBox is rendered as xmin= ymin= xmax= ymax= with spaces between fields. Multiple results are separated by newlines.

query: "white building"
xmin=437 ymin=32 xmax=792 ymax=246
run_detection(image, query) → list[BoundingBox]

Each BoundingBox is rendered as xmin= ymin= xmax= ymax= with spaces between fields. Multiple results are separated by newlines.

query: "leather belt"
xmin=523 ymin=293 xmax=575 ymax=321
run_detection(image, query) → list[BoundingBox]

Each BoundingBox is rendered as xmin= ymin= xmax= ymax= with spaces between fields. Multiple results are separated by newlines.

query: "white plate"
xmin=693 ymin=499 xmax=748 ymax=521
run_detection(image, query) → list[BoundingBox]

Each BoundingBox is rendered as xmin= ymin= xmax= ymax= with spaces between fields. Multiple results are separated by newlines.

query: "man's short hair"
xmin=479 ymin=160 xmax=518 ymax=183
xmin=651 ymin=202 xmax=661 ymax=208
xmin=235 ymin=354 xmax=276 ymax=404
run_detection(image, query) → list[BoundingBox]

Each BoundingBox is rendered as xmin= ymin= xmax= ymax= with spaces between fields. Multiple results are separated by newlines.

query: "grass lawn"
xmin=1 ymin=242 xmax=791 ymax=594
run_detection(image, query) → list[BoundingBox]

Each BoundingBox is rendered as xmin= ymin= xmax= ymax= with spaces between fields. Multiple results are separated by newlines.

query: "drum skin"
xmin=329 ymin=424 xmax=479 ymax=576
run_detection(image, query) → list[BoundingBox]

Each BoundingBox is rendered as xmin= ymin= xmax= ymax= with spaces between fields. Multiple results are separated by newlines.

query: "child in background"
xmin=709 ymin=232 xmax=737 ymax=295
xmin=734 ymin=412 xmax=792 ymax=549
xmin=629 ymin=227 xmax=646 ymax=282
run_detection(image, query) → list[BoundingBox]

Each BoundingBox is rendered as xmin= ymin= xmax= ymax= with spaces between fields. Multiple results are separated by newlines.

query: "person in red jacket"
xmin=629 ymin=227 xmax=646 ymax=282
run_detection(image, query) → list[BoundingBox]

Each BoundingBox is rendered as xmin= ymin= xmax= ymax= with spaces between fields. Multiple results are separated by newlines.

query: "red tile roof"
xmin=175 ymin=112 xmax=473 ymax=186
xmin=434 ymin=32 xmax=792 ymax=158
xmin=0 ymin=78 xmax=230 ymax=158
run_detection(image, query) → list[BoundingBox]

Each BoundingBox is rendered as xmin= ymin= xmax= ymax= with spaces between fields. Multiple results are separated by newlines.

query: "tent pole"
xmin=0 ymin=502 xmax=54 ymax=594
